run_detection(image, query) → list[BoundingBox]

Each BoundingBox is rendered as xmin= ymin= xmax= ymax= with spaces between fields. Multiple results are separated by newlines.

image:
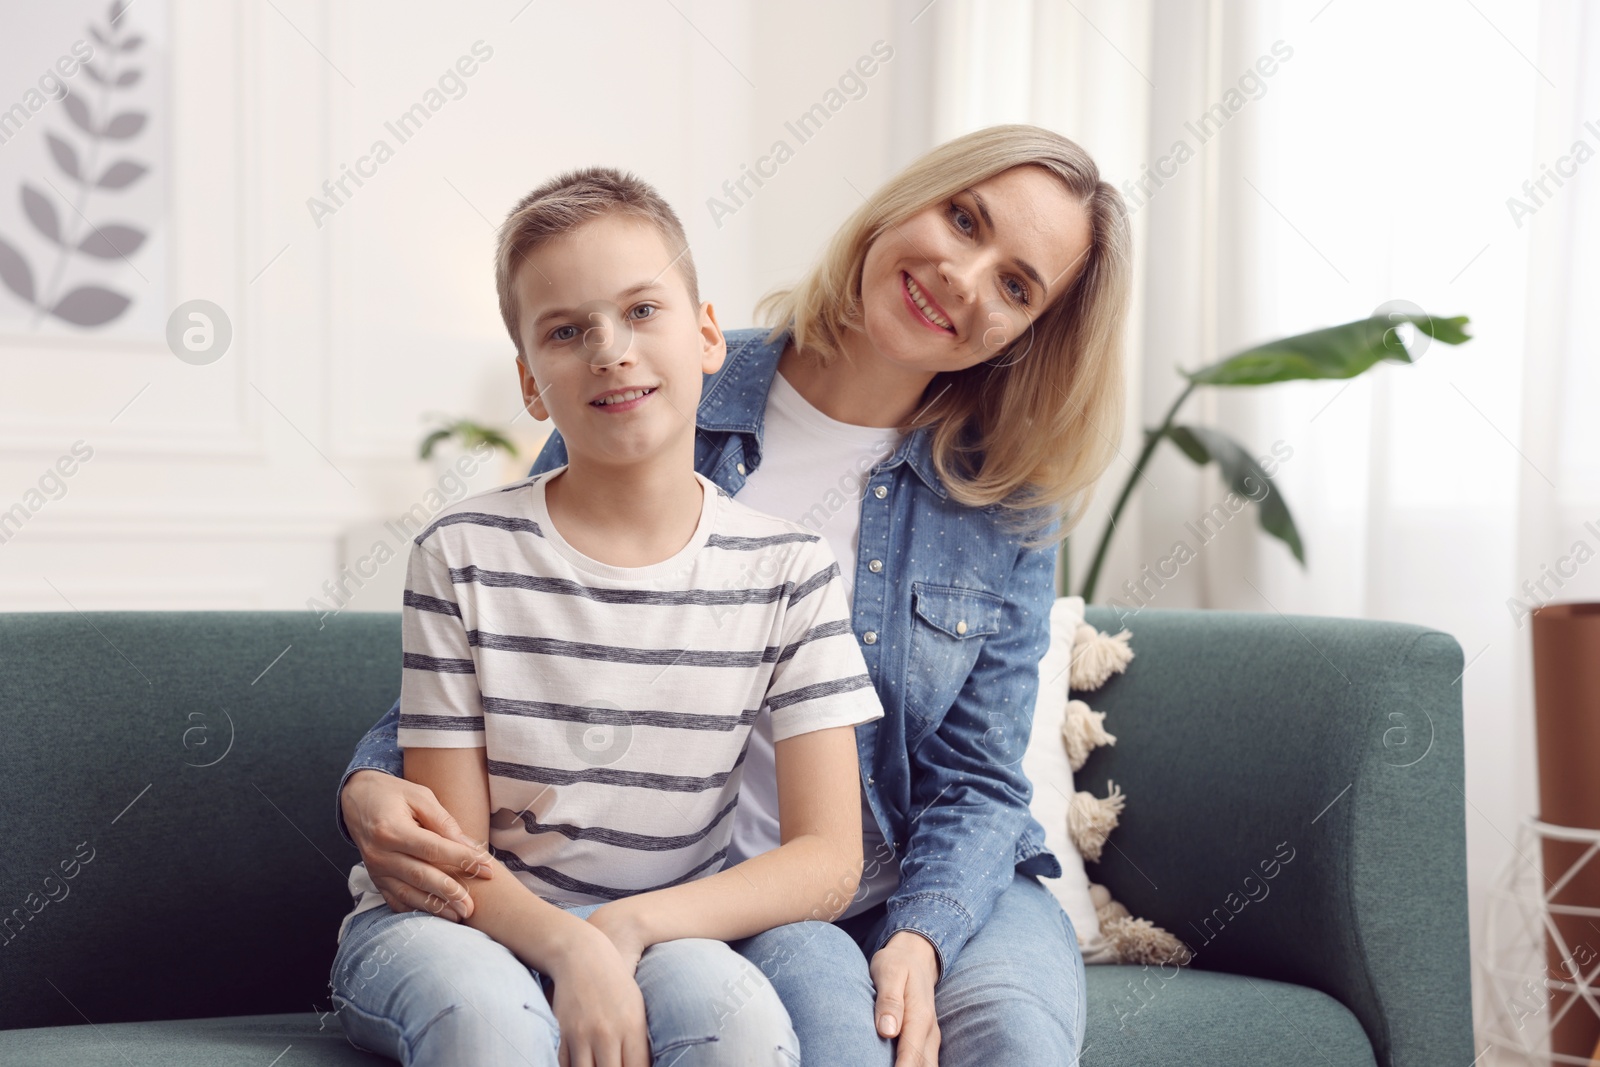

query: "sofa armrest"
xmin=1080 ymin=607 xmax=1472 ymax=1067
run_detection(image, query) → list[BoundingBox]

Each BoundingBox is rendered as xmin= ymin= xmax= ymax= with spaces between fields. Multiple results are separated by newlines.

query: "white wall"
xmin=0 ymin=0 xmax=930 ymax=618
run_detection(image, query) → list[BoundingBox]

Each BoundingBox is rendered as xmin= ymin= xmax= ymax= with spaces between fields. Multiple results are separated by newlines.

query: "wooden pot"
xmin=1530 ymin=602 xmax=1600 ymax=1066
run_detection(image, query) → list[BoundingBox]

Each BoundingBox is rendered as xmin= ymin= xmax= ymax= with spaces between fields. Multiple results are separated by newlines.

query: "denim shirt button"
xmin=868 ymin=559 xmax=883 ymax=573
xmin=862 ymin=630 xmax=878 ymax=644
xmin=873 ymin=485 xmax=887 ymax=499
xmin=736 ymin=462 xmax=746 ymax=475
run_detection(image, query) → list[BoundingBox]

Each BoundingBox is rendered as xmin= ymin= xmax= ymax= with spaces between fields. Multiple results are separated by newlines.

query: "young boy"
xmin=329 ymin=168 xmax=884 ymax=1067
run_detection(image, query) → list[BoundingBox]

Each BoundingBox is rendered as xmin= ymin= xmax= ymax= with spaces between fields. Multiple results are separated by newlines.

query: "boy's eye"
xmin=628 ymin=303 xmax=657 ymax=320
xmin=550 ymin=324 xmax=578 ymax=343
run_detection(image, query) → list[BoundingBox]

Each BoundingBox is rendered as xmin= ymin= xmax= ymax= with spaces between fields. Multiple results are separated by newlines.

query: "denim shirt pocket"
xmin=903 ymin=581 xmax=1004 ymax=742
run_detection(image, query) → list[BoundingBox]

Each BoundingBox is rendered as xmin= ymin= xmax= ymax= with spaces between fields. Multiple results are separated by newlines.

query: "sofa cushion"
xmin=0 ymin=970 xmax=1377 ymax=1067
xmin=1083 ymin=966 xmax=1378 ymax=1066
xmin=0 ymin=1012 xmax=386 ymax=1065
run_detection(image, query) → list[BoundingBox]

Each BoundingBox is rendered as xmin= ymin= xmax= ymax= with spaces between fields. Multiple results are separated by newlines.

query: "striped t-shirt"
xmin=340 ymin=465 xmax=884 ymax=932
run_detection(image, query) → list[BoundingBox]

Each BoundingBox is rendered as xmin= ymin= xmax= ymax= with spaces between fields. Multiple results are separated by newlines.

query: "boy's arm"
xmin=402 ymin=746 xmax=602 ymax=973
xmin=332 ymin=430 xmax=574 ymax=912
xmin=589 ymin=724 xmax=866 ymax=952
xmin=395 ymin=530 xmax=613 ymax=970
xmin=402 ymin=530 xmax=651 ymax=1066
xmin=588 ymin=541 xmax=882 ymax=950
xmin=334 ymin=427 xmax=569 ymax=824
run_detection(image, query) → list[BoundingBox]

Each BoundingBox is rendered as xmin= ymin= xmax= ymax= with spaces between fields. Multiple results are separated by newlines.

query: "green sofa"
xmin=0 ymin=608 xmax=1473 ymax=1064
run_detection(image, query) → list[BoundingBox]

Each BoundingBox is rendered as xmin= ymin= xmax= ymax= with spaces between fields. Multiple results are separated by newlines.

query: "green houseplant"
xmin=1066 ymin=309 xmax=1472 ymax=601
xmin=417 ymin=416 xmax=520 ymax=463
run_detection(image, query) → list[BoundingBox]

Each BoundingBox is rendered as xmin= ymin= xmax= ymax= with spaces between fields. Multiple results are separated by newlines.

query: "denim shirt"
xmin=337 ymin=325 xmax=1063 ymax=976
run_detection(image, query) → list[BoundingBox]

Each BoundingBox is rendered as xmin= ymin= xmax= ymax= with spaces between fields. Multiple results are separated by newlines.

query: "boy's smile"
xmin=589 ymin=384 xmax=659 ymax=411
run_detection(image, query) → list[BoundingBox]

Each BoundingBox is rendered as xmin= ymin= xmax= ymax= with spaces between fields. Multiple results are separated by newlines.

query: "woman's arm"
xmin=875 ymin=515 xmax=1063 ymax=976
xmin=587 ymin=723 xmax=865 ymax=954
xmin=864 ymin=517 xmax=1062 ymax=1067
xmin=336 ymin=699 xmax=490 ymax=922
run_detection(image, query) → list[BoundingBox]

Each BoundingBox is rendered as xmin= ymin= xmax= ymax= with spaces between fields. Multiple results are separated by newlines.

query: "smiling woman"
xmin=758 ymin=124 xmax=1130 ymax=544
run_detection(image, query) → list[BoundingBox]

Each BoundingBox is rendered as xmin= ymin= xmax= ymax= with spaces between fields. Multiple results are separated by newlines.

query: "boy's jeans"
xmin=330 ymin=901 xmax=800 ymax=1067
xmin=729 ymin=870 xmax=1088 ymax=1065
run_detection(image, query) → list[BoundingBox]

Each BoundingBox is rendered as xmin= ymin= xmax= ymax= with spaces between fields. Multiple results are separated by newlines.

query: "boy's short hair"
xmin=495 ymin=166 xmax=699 ymax=359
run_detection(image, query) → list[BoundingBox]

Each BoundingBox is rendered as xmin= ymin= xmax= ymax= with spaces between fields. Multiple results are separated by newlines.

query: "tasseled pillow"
xmin=1089 ymin=883 xmax=1193 ymax=967
xmin=1063 ymin=699 xmax=1115 ymax=772
xmin=1064 ymin=614 xmax=1191 ymax=969
xmin=1067 ymin=780 xmax=1124 ymax=862
xmin=1070 ymin=623 xmax=1134 ymax=690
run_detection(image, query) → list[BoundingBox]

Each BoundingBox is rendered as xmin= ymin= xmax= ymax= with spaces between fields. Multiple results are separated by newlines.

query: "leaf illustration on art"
xmin=0 ymin=0 xmax=152 ymax=329
xmin=61 ymin=92 xmax=96 ymax=136
xmin=103 ymin=112 xmax=146 ymax=139
xmin=0 ymin=236 xmax=37 ymax=304
xmin=52 ymin=285 xmax=131 ymax=326
xmin=21 ymin=186 xmax=61 ymax=244
xmin=45 ymin=135 xmax=81 ymax=180
xmin=77 ymin=224 xmax=146 ymax=259
xmin=95 ymin=161 xmax=146 ymax=189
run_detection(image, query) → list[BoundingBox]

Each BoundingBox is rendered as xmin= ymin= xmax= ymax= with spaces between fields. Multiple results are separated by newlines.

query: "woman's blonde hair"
xmin=755 ymin=124 xmax=1131 ymax=548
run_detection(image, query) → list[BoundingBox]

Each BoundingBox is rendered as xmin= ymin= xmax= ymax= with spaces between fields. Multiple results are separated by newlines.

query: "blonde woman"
xmin=337 ymin=124 xmax=1130 ymax=1065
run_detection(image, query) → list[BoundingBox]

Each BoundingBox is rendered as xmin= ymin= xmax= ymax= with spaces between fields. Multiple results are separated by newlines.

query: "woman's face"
xmin=857 ymin=164 xmax=1093 ymax=375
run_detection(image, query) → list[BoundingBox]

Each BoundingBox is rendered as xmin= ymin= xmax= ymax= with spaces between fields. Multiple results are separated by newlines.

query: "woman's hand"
xmin=548 ymin=925 xmax=652 ymax=1067
xmin=341 ymin=769 xmax=492 ymax=921
xmin=871 ymin=930 xmax=942 ymax=1067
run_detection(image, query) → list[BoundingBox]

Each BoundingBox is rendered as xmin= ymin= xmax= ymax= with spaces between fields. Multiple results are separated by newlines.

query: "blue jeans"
xmin=728 ymin=871 xmax=1087 ymax=1065
xmin=330 ymin=901 xmax=800 ymax=1066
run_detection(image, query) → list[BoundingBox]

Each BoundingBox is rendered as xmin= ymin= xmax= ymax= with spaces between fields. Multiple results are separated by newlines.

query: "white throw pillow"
xmin=1024 ymin=595 xmax=1107 ymax=960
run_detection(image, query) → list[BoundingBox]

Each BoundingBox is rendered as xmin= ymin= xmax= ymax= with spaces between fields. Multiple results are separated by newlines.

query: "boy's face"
xmin=514 ymin=214 xmax=724 ymax=469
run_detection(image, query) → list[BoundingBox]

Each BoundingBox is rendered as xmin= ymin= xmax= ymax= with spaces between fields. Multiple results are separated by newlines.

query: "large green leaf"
xmin=1165 ymin=424 xmax=1305 ymax=565
xmin=1185 ymin=313 xmax=1471 ymax=386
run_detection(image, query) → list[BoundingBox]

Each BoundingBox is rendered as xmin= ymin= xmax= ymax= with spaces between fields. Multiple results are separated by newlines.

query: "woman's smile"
xmin=901 ymin=271 xmax=956 ymax=335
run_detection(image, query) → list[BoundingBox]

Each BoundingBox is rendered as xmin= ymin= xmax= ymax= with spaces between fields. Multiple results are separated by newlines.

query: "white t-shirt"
xmin=339 ymin=466 xmax=884 ymax=941
xmin=725 ymin=368 xmax=905 ymax=919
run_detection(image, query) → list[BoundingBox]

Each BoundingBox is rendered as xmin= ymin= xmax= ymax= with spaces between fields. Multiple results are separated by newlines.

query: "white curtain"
xmin=930 ymin=0 xmax=1599 ymax=1042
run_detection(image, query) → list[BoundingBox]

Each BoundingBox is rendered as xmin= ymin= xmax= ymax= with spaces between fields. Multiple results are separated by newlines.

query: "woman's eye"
xmin=550 ymin=324 xmax=577 ymax=343
xmin=949 ymin=203 xmax=975 ymax=234
xmin=1005 ymin=277 xmax=1030 ymax=305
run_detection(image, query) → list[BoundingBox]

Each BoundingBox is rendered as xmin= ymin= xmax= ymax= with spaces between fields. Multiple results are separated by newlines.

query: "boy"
xmin=329 ymin=168 xmax=884 ymax=1067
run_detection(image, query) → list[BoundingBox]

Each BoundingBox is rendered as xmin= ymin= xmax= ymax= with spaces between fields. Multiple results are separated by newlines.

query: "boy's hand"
xmin=585 ymin=898 xmax=651 ymax=972
xmin=342 ymin=769 xmax=492 ymax=921
xmin=548 ymin=925 xmax=651 ymax=1067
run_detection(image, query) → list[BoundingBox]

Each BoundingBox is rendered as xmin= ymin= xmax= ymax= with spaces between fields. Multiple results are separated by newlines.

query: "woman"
xmin=336 ymin=123 xmax=1130 ymax=1064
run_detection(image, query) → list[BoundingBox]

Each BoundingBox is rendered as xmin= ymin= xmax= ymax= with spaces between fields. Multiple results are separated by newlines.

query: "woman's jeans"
xmin=330 ymin=900 xmax=800 ymax=1066
xmin=728 ymin=870 xmax=1088 ymax=1066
